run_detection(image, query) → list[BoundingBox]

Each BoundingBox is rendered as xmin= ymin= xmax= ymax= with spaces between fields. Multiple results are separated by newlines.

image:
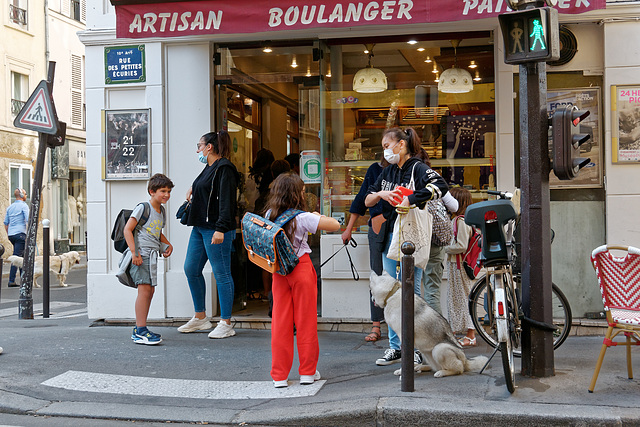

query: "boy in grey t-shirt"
xmin=123 ymin=173 xmax=174 ymax=345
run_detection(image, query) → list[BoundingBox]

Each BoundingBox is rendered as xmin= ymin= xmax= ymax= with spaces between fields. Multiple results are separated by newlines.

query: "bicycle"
xmin=462 ymin=191 xmax=521 ymax=393
xmin=465 ymin=190 xmax=572 ymax=393
xmin=468 ymin=191 xmax=572 ymax=358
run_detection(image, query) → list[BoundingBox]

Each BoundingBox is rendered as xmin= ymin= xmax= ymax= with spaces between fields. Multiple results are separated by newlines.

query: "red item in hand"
xmin=392 ymin=186 xmax=413 ymax=205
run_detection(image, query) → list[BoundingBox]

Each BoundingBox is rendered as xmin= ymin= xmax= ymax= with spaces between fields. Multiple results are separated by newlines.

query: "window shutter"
xmin=81 ymin=0 xmax=86 ymax=23
xmin=71 ymin=55 xmax=83 ymax=127
xmin=62 ymin=0 xmax=70 ymax=18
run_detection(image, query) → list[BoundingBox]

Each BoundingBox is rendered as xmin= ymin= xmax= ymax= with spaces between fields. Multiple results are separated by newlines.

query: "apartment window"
xmin=67 ymin=0 xmax=85 ymax=22
xmin=9 ymin=0 xmax=28 ymax=28
xmin=10 ymin=164 xmax=32 ymax=204
xmin=71 ymin=55 xmax=83 ymax=127
xmin=11 ymin=71 xmax=28 ymax=117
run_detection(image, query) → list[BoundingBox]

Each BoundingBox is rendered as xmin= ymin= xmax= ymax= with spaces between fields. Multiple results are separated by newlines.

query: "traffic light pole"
xmin=18 ymin=62 xmax=56 ymax=319
xmin=519 ymin=61 xmax=555 ymax=377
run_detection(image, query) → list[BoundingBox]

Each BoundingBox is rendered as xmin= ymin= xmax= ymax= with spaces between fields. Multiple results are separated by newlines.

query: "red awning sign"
xmin=14 ymin=80 xmax=59 ymax=135
xmin=115 ymin=0 xmax=606 ymax=39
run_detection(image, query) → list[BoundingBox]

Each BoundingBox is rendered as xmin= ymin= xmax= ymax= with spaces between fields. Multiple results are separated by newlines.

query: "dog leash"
xmin=320 ymin=238 xmax=359 ymax=281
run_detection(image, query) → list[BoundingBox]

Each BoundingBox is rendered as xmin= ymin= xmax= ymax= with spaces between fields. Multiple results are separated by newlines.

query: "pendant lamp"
xmin=353 ymin=44 xmax=387 ymax=93
xmin=438 ymin=40 xmax=473 ymax=94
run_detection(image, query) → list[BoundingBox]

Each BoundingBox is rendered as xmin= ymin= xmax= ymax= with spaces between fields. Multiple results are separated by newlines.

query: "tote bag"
xmin=387 ymin=164 xmax=432 ymax=269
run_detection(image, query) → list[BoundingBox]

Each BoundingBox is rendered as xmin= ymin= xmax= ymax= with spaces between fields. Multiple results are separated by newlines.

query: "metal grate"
xmin=11 ymin=99 xmax=25 ymax=116
xmin=9 ymin=4 xmax=27 ymax=26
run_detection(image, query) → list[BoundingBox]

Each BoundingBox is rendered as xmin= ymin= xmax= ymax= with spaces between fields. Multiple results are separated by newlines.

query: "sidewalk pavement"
xmin=1 ymin=312 xmax=639 ymax=426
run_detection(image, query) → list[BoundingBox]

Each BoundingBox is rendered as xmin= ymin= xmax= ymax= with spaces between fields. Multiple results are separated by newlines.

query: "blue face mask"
xmin=198 ymin=151 xmax=208 ymax=164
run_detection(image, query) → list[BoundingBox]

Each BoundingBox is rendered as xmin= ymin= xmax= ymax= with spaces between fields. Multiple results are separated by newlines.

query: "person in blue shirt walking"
xmin=4 ymin=189 xmax=29 ymax=287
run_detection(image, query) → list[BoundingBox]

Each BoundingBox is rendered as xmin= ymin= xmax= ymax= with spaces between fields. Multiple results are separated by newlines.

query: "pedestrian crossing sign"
xmin=13 ymin=80 xmax=59 ymax=135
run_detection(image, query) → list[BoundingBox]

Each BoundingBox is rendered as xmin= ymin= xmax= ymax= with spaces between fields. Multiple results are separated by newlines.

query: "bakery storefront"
xmin=81 ymin=0 xmax=609 ymax=320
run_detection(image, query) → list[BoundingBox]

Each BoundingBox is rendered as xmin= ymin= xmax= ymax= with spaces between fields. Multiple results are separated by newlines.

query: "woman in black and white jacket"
xmin=365 ymin=127 xmax=450 ymax=366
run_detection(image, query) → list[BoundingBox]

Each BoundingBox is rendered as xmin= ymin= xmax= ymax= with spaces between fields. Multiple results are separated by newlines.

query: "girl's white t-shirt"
xmin=290 ymin=212 xmax=321 ymax=257
xmin=267 ymin=210 xmax=321 ymax=257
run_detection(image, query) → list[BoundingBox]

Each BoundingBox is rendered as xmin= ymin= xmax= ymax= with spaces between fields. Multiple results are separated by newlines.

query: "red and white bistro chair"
xmin=589 ymin=245 xmax=640 ymax=393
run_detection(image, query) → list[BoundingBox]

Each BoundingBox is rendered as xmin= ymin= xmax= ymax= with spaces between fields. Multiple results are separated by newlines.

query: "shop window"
xmin=323 ymin=35 xmax=495 ymax=233
xmin=11 ymin=71 xmax=28 ymax=117
xmin=9 ymin=0 xmax=27 ymax=29
xmin=10 ymin=164 xmax=32 ymax=204
xmin=69 ymin=170 xmax=86 ymax=246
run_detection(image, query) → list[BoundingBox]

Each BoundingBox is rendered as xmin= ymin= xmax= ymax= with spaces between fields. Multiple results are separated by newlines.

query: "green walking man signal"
xmin=498 ymin=7 xmax=560 ymax=65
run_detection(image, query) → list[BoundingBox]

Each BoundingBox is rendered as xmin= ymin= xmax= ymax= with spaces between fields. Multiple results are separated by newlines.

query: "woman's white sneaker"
xmin=208 ymin=320 xmax=236 ymax=338
xmin=300 ymin=370 xmax=321 ymax=385
xmin=177 ymin=316 xmax=212 ymax=333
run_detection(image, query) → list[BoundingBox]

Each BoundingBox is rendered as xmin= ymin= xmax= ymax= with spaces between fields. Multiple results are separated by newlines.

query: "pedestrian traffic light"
xmin=47 ymin=121 xmax=66 ymax=148
xmin=498 ymin=7 xmax=560 ymax=65
xmin=551 ymin=105 xmax=591 ymax=180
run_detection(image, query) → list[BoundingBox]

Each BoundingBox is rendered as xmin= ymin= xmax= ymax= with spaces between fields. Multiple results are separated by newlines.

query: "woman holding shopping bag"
xmin=365 ymin=127 xmax=450 ymax=366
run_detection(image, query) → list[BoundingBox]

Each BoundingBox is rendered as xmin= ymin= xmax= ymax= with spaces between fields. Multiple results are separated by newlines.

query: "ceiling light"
xmin=326 ymin=71 xmax=332 ymax=78
xmin=438 ymin=40 xmax=473 ymax=94
xmin=306 ymin=68 xmax=311 ymax=77
xmin=291 ymin=56 xmax=298 ymax=68
xmin=263 ymin=46 xmax=272 ymax=53
xmin=353 ymin=43 xmax=387 ymax=93
xmin=407 ymin=40 xmax=418 ymax=45
xmin=468 ymin=60 xmax=477 ymax=69
xmin=424 ymin=56 xmax=432 ymax=63
xmin=434 ymin=73 xmax=440 ymax=83
xmin=417 ymin=47 xmax=425 ymax=52
xmin=363 ymin=48 xmax=370 ymax=54
xmin=474 ymin=70 xmax=481 ymax=82
xmin=432 ymin=62 xmax=438 ymax=73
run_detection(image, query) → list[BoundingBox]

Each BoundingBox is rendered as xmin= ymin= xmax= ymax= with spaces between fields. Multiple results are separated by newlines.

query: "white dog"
xmin=8 ymin=251 xmax=81 ymax=288
xmin=370 ymin=271 xmax=488 ymax=378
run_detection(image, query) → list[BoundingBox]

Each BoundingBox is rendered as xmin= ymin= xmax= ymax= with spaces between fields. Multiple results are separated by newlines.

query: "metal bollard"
xmin=400 ymin=241 xmax=415 ymax=392
xmin=0 ymin=244 xmax=4 ymax=303
xmin=43 ymin=219 xmax=50 ymax=318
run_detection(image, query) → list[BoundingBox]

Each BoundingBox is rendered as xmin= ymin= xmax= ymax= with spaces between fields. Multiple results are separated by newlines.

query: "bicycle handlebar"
xmin=487 ymin=190 xmax=513 ymax=200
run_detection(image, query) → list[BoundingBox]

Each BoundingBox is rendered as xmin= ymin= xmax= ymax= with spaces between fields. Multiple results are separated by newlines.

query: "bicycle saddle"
xmin=465 ymin=200 xmax=517 ymax=267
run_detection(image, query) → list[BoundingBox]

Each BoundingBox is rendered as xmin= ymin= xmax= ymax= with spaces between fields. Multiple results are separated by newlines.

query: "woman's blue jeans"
xmin=382 ymin=231 xmax=423 ymax=351
xmin=184 ymin=227 xmax=235 ymax=319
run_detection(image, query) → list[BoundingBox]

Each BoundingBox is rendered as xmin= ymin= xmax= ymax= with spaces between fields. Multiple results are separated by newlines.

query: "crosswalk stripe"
xmin=42 ymin=370 xmax=325 ymax=399
xmin=0 ymin=301 xmax=83 ymax=318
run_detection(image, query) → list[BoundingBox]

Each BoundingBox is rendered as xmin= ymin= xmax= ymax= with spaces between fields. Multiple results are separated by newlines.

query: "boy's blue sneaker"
xmin=131 ymin=327 xmax=162 ymax=345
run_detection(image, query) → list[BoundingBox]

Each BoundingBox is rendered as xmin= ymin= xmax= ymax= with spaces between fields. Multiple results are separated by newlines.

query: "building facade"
xmin=80 ymin=0 xmax=640 ymax=321
xmin=1 ymin=0 xmax=87 ymax=260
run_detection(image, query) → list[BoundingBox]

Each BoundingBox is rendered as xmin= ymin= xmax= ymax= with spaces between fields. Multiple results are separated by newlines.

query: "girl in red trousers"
xmin=265 ymin=172 xmax=340 ymax=388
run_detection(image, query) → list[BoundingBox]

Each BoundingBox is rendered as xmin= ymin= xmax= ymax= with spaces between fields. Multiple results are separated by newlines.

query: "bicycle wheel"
xmin=468 ymin=275 xmax=497 ymax=349
xmin=500 ymin=340 xmax=516 ymax=393
xmin=468 ymin=279 xmax=572 ymax=355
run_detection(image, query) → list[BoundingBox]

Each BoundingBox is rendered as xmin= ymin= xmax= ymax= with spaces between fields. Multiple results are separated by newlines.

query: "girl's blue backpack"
xmin=241 ymin=209 xmax=303 ymax=276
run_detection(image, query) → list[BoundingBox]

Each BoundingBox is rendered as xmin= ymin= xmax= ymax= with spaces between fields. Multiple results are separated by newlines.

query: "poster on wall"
xmin=300 ymin=150 xmax=322 ymax=184
xmin=104 ymin=109 xmax=150 ymax=180
xmin=612 ymin=85 xmax=640 ymax=163
xmin=547 ymin=88 xmax=602 ymax=188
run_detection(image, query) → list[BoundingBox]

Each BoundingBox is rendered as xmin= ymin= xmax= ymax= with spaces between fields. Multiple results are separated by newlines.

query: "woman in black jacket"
xmin=365 ymin=127 xmax=450 ymax=366
xmin=177 ymin=130 xmax=240 ymax=339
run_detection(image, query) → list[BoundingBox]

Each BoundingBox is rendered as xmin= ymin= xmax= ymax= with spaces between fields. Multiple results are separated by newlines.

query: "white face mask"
xmin=383 ymin=143 xmax=400 ymax=165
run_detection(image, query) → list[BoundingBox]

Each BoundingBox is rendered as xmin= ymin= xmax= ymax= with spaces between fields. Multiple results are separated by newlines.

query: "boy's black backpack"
xmin=111 ymin=202 xmax=151 ymax=253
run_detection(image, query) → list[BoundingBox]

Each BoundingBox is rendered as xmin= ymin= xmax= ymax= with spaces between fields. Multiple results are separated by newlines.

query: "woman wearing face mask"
xmin=365 ymin=127 xmax=450 ymax=367
xmin=177 ymin=130 xmax=241 ymax=339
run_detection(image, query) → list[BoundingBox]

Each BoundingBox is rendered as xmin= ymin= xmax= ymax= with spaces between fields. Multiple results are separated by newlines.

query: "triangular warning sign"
xmin=13 ymin=80 xmax=58 ymax=135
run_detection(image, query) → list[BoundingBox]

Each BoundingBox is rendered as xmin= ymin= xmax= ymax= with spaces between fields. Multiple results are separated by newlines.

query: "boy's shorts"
xmin=129 ymin=255 xmax=155 ymax=287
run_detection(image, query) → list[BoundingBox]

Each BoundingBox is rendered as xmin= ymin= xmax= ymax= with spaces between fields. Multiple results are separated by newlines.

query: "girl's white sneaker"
xmin=300 ymin=370 xmax=321 ymax=385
